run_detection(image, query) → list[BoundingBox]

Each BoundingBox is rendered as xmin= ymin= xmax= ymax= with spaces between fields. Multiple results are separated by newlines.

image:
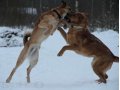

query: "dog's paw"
xmin=6 ymin=79 xmax=10 ymax=83
xmin=95 ymin=79 xmax=106 ymax=84
xmin=57 ymin=53 xmax=62 ymax=56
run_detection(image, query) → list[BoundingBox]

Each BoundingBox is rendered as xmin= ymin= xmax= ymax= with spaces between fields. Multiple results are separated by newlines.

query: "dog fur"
xmin=6 ymin=1 xmax=71 ymax=83
xmin=57 ymin=12 xmax=119 ymax=84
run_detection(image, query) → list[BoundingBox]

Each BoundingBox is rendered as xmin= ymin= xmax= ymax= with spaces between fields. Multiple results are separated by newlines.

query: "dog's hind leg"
xmin=6 ymin=43 xmax=30 ymax=83
xmin=92 ymin=67 xmax=106 ymax=83
xmin=57 ymin=27 xmax=67 ymax=42
xmin=105 ymin=74 xmax=108 ymax=79
xmin=92 ymin=58 xmax=107 ymax=84
xmin=27 ymin=45 xmax=39 ymax=83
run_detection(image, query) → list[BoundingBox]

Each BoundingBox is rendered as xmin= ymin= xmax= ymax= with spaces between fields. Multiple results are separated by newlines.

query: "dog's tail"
xmin=113 ymin=56 xmax=119 ymax=63
xmin=23 ymin=32 xmax=31 ymax=46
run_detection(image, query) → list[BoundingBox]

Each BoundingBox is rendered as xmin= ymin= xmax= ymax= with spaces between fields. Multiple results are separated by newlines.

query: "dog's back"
xmin=70 ymin=29 xmax=115 ymax=58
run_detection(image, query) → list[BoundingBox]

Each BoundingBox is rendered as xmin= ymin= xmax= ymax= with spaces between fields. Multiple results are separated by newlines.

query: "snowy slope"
xmin=0 ymin=28 xmax=119 ymax=90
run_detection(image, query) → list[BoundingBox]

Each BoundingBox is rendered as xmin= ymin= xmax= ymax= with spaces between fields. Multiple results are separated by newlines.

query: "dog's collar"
xmin=53 ymin=9 xmax=61 ymax=19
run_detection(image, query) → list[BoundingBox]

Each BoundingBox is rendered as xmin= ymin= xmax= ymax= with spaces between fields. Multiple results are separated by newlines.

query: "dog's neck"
xmin=53 ymin=9 xmax=61 ymax=19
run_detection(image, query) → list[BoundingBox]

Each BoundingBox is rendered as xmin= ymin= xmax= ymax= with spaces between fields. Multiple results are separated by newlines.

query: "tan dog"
xmin=6 ymin=1 xmax=71 ymax=83
xmin=57 ymin=12 xmax=119 ymax=84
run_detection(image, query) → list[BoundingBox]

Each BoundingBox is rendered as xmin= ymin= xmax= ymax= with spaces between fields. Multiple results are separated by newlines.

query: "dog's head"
xmin=55 ymin=1 xmax=71 ymax=19
xmin=64 ymin=12 xmax=88 ymax=29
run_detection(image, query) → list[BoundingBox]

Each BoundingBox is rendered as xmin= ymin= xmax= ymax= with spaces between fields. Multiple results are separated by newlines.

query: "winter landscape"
xmin=0 ymin=27 xmax=119 ymax=90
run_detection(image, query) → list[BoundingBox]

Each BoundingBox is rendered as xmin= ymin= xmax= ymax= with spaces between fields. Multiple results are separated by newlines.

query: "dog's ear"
xmin=61 ymin=0 xmax=67 ymax=7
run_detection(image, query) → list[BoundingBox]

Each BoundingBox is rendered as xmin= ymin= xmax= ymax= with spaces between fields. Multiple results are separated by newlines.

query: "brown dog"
xmin=64 ymin=12 xmax=88 ymax=29
xmin=6 ymin=1 xmax=71 ymax=83
xmin=57 ymin=12 xmax=119 ymax=84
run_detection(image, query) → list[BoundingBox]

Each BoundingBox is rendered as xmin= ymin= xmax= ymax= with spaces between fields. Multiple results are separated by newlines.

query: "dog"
xmin=57 ymin=12 xmax=119 ymax=84
xmin=64 ymin=12 xmax=88 ymax=29
xmin=6 ymin=1 xmax=71 ymax=83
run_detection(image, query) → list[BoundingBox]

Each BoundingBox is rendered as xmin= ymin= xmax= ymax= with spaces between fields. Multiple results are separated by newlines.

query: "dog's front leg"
xmin=44 ymin=24 xmax=53 ymax=35
xmin=57 ymin=45 xmax=77 ymax=56
xmin=57 ymin=27 xmax=67 ymax=42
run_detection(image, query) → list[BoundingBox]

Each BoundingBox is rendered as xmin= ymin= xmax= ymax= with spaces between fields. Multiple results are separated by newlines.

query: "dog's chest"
xmin=67 ymin=31 xmax=77 ymax=44
xmin=38 ymin=15 xmax=59 ymax=35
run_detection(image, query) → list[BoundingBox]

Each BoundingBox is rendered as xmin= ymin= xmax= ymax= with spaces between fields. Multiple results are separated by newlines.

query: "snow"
xmin=0 ymin=27 xmax=119 ymax=90
xmin=0 ymin=27 xmax=24 ymax=47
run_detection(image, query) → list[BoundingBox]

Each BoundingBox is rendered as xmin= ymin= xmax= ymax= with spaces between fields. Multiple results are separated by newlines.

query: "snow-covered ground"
xmin=0 ymin=27 xmax=119 ymax=90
